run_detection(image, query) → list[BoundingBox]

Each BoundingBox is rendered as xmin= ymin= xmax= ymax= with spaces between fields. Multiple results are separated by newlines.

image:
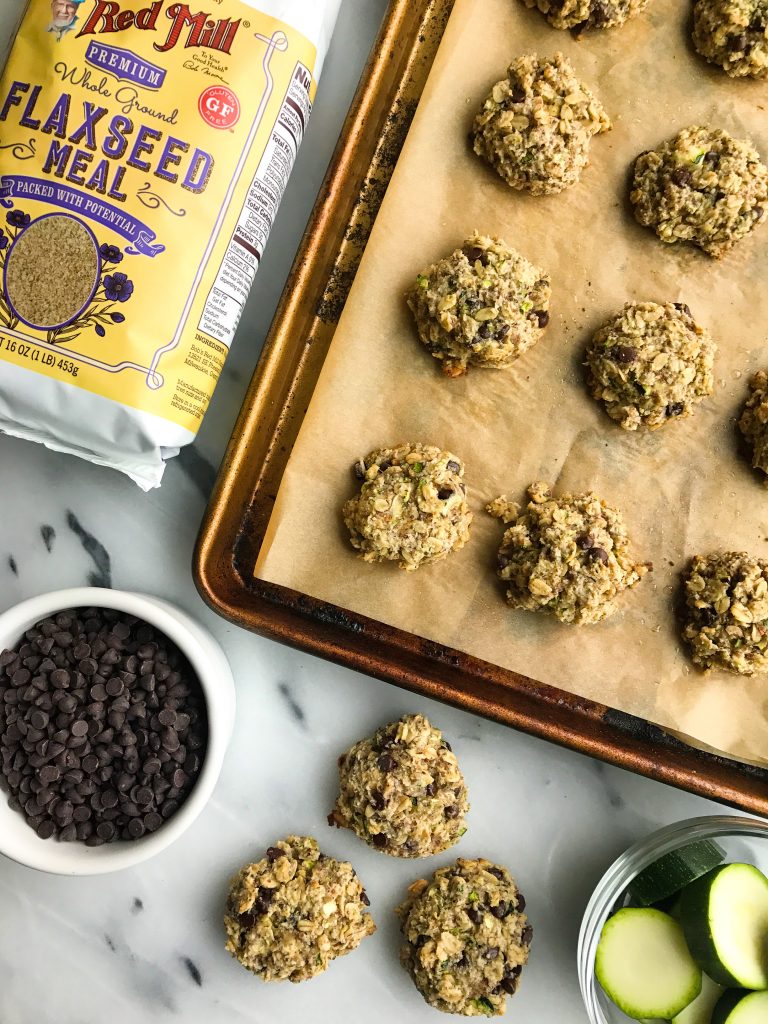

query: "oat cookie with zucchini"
xmin=630 ymin=126 xmax=768 ymax=258
xmin=693 ymin=0 xmax=768 ymax=78
xmin=329 ymin=713 xmax=469 ymax=858
xmin=471 ymin=53 xmax=611 ymax=196
xmin=487 ymin=481 xmax=650 ymax=625
xmin=586 ymin=301 xmax=716 ymax=430
xmin=343 ymin=443 xmax=472 ymax=570
xmin=520 ymin=0 xmax=649 ymax=33
xmin=406 ymin=233 xmax=551 ymax=377
xmin=397 ymin=858 xmax=531 ymax=1017
xmin=681 ymin=551 xmax=768 ymax=674
xmin=224 ymin=835 xmax=375 ymax=982
xmin=738 ymin=369 xmax=768 ymax=481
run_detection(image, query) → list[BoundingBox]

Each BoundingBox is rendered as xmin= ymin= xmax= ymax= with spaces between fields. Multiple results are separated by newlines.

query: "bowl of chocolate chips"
xmin=0 ymin=588 xmax=235 ymax=874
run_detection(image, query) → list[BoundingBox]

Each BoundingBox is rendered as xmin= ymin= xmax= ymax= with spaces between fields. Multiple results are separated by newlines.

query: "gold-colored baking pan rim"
xmin=194 ymin=0 xmax=768 ymax=816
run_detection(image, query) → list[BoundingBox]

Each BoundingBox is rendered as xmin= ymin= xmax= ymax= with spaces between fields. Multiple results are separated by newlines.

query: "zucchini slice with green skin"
xmin=596 ymin=908 xmax=702 ymax=1020
xmin=712 ymin=989 xmax=768 ymax=1024
xmin=672 ymin=974 xmax=723 ymax=1024
xmin=628 ymin=841 xmax=726 ymax=908
xmin=679 ymin=863 xmax=768 ymax=990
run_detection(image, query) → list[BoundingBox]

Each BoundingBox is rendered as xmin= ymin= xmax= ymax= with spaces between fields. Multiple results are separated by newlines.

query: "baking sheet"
xmin=255 ymin=0 xmax=768 ymax=766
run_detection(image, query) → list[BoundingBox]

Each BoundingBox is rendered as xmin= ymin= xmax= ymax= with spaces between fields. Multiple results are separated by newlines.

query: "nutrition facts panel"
xmin=198 ymin=62 xmax=313 ymax=346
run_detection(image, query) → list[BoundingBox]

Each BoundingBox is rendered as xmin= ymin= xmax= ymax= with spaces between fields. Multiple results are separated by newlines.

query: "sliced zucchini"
xmin=628 ymin=841 xmax=726 ymax=908
xmin=680 ymin=863 xmax=768 ymax=990
xmin=712 ymin=990 xmax=768 ymax=1024
xmin=596 ymin=908 xmax=702 ymax=1020
xmin=672 ymin=974 xmax=723 ymax=1024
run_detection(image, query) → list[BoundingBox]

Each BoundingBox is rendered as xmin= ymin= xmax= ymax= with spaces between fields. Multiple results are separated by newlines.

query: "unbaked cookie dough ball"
xmin=693 ymin=0 xmax=768 ymax=78
xmin=224 ymin=836 xmax=375 ymax=982
xmin=520 ymin=0 xmax=649 ymax=33
xmin=682 ymin=552 xmax=768 ymax=674
xmin=739 ymin=370 xmax=768 ymax=479
xmin=343 ymin=443 xmax=472 ymax=571
xmin=471 ymin=53 xmax=611 ymax=196
xmin=329 ymin=713 xmax=469 ymax=858
xmin=397 ymin=858 xmax=531 ymax=1016
xmin=630 ymin=125 xmax=768 ymax=258
xmin=586 ymin=301 xmax=716 ymax=430
xmin=487 ymin=481 xmax=650 ymax=625
xmin=406 ymin=233 xmax=551 ymax=377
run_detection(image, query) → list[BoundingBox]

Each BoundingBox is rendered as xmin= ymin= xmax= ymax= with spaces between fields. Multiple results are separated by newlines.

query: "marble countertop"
xmin=0 ymin=2 xmax=729 ymax=1022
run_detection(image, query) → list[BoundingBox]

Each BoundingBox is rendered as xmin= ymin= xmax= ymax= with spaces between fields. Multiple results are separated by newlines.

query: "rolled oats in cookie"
xmin=681 ymin=552 xmax=768 ymax=674
xmin=471 ymin=53 xmax=611 ymax=196
xmin=396 ymin=858 xmax=531 ymax=1017
xmin=329 ymin=713 xmax=469 ymax=858
xmin=406 ymin=233 xmax=551 ymax=377
xmin=739 ymin=370 xmax=768 ymax=479
xmin=630 ymin=125 xmax=768 ymax=258
xmin=343 ymin=443 xmax=472 ymax=571
xmin=586 ymin=301 xmax=716 ymax=430
xmin=487 ymin=481 xmax=650 ymax=625
xmin=520 ymin=0 xmax=649 ymax=32
xmin=693 ymin=0 xmax=768 ymax=78
xmin=224 ymin=836 xmax=375 ymax=983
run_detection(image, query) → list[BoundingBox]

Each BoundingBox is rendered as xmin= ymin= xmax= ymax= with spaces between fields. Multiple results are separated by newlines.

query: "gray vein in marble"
xmin=7 ymin=555 xmax=17 ymax=575
xmin=66 ymin=510 xmax=112 ymax=588
xmin=105 ymin=934 xmax=116 ymax=952
xmin=131 ymin=898 xmax=144 ymax=915
xmin=277 ymin=681 xmax=306 ymax=727
xmin=40 ymin=524 xmax=56 ymax=553
xmin=182 ymin=957 xmax=203 ymax=987
xmin=174 ymin=445 xmax=218 ymax=499
xmin=589 ymin=760 xmax=626 ymax=811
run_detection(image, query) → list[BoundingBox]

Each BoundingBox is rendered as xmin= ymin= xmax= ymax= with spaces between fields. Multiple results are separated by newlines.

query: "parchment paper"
xmin=255 ymin=0 xmax=768 ymax=766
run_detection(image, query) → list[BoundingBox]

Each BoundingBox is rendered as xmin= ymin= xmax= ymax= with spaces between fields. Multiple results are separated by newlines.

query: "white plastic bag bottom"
xmin=0 ymin=362 xmax=190 ymax=490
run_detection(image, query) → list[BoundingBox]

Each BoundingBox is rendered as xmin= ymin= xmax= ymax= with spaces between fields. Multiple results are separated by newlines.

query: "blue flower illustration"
xmin=109 ymin=312 xmax=125 ymax=323
xmin=0 ymin=232 xmax=7 ymax=250
xmin=6 ymin=210 xmax=30 ymax=229
xmin=103 ymin=272 xmax=134 ymax=303
xmin=99 ymin=243 xmax=123 ymax=264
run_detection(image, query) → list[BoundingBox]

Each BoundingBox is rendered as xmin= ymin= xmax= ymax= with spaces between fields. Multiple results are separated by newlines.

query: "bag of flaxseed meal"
xmin=0 ymin=0 xmax=339 ymax=487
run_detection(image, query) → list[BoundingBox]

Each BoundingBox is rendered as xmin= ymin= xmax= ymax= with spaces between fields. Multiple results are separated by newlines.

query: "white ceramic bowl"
xmin=0 ymin=588 xmax=235 ymax=875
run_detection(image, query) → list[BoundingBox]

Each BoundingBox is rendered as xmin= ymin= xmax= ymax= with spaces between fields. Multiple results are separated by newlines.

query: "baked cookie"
xmin=406 ymin=233 xmax=551 ymax=377
xmin=521 ymin=0 xmax=649 ymax=33
xmin=329 ymin=713 xmax=469 ymax=858
xmin=693 ymin=0 xmax=768 ymax=78
xmin=471 ymin=53 xmax=611 ymax=196
xmin=397 ymin=859 xmax=531 ymax=1017
xmin=681 ymin=552 xmax=768 ymax=674
xmin=487 ymin=481 xmax=650 ymax=625
xmin=343 ymin=443 xmax=472 ymax=571
xmin=224 ymin=836 xmax=375 ymax=982
xmin=739 ymin=369 xmax=768 ymax=479
xmin=630 ymin=125 xmax=768 ymax=258
xmin=586 ymin=301 xmax=716 ymax=430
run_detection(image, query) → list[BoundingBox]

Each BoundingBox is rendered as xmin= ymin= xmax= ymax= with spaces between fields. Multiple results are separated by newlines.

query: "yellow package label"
xmin=0 ymin=0 xmax=317 ymax=432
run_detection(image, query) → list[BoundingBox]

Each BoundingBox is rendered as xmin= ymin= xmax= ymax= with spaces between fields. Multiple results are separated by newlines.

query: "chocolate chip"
xmin=360 ymin=890 xmax=370 ymax=907
xmin=532 ymin=310 xmax=549 ymax=328
xmin=487 ymin=867 xmax=504 ymax=880
xmin=509 ymin=85 xmax=526 ymax=104
xmin=466 ymin=906 xmax=484 ymax=925
xmin=516 ymin=892 xmax=526 ymax=912
xmin=490 ymin=901 xmax=508 ymax=919
xmin=587 ymin=546 xmax=609 ymax=564
xmin=729 ymin=32 xmax=749 ymax=51
xmin=266 ymin=846 xmax=285 ymax=861
xmin=485 ymin=946 xmax=500 ymax=960
xmin=437 ymin=488 xmax=453 ymax=500
xmin=370 ymin=788 xmax=386 ymax=811
xmin=425 ymin=781 xmax=436 ymax=797
xmin=673 ymin=302 xmax=692 ymax=317
xmin=521 ymin=925 xmax=533 ymax=945
xmin=671 ymin=168 xmax=693 ymax=188
xmin=609 ymin=345 xmax=637 ymax=364
xmin=576 ymin=533 xmax=594 ymax=551
xmin=377 ymin=752 xmax=395 ymax=772
xmin=444 ymin=804 xmax=460 ymax=819
xmin=446 ymin=460 xmax=460 ymax=473
xmin=665 ymin=401 xmax=685 ymax=417
xmin=463 ymin=245 xmax=487 ymax=265
xmin=371 ymin=833 xmax=387 ymax=849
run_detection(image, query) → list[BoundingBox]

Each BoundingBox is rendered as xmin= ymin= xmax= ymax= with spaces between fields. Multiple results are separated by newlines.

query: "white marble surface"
xmin=0 ymin=2 xmax=731 ymax=1022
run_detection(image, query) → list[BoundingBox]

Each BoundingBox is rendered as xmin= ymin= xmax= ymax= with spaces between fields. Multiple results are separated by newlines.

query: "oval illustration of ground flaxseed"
xmin=4 ymin=213 xmax=101 ymax=331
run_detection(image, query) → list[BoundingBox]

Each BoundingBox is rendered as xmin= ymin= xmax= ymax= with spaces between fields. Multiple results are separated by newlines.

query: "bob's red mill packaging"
xmin=0 ymin=0 xmax=338 ymax=487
